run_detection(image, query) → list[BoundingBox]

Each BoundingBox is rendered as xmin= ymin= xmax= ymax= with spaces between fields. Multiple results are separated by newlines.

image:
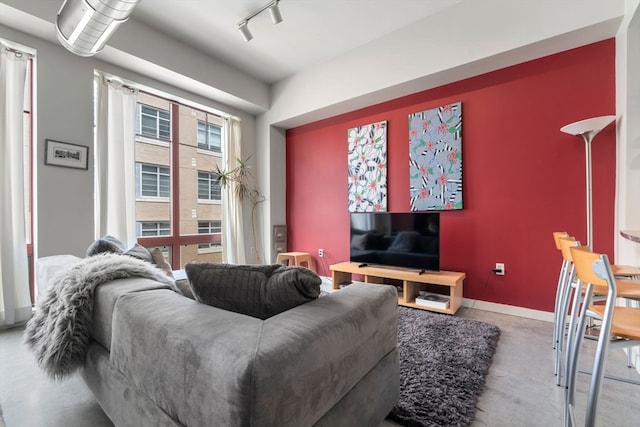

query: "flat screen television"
xmin=349 ymin=212 xmax=440 ymax=272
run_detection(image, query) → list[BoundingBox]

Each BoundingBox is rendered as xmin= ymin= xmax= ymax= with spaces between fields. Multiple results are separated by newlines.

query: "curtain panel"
xmin=222 ymin=117 xmax=246 ymax=264
xmin=0 ymin=43 xmax=33 ymax=326
xmin=94 ymin=74 xmax=138 ymax=247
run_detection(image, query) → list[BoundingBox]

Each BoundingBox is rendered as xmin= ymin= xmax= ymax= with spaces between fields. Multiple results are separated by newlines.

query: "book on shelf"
xmin=415 ymin=292 xmax=450 ymax=309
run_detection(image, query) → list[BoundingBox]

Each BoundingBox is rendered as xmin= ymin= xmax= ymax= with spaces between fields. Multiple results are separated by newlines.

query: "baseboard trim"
xmin=462 ymin=298 xmax=554 ymax=323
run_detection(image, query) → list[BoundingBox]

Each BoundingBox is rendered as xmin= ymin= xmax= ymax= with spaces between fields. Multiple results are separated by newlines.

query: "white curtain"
xmin=94 ymin=74 xmax=137 ymax=247
xmin=0 ymin=44 xmax=33 ymax=326
xmin=222 ymin=117 xmax=246 ymax=264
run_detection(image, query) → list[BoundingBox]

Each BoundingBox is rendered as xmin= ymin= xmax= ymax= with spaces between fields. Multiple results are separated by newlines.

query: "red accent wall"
xmin=285 ymin=40 xmax=616 ymax=312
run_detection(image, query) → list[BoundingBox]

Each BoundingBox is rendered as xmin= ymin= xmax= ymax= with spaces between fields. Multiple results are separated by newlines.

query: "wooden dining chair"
xmin=565 ymin=246 xmax=640 ymax=427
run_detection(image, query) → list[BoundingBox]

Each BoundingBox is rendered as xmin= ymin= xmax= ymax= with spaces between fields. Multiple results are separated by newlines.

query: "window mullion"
xmin=170 ymin=102 xmax=180 ymax=268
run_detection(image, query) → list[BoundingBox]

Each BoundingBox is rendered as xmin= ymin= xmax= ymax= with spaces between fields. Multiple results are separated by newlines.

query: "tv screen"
xmin=349 ymin=212 xmax=440 ymax=272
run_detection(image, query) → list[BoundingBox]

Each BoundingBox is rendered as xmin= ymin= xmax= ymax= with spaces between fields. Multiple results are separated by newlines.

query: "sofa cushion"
xmin=185 ymin=263 xmax=321 ymax=319
xmin=86 ymin=235 xmax=126 ymax=256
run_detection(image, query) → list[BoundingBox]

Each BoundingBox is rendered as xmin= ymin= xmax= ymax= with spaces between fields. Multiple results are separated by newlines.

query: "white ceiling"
xmin=133 ymin=0 xmax=464 ymax=84
xmin=0 ymin=0 xmax=463 ymax=85
xmin=0 ymin=0 xmax=627 ymax=123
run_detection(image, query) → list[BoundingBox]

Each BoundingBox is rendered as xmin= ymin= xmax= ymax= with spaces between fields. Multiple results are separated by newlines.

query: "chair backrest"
xmin=558 ymin=236 xmax=578 ymax=262
xmin=569 ymin=246 xmax=608 ymax=288
xmin=553 ymin=231 xmax=570 ymax=250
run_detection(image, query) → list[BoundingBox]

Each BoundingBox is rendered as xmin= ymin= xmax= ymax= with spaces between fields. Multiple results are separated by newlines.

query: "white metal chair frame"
xmin=553 ymin=233 xmax=639 ymax=387
xmin=565 ymin=250 xmax=640 ymax=427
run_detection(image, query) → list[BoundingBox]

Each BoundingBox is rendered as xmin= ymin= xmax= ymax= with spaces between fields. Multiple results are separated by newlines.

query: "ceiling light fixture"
xmin=237 ymin=0 xmax=283 ymax=42
xmin=268 ymin=2 xmax=283 ymax=24
xmin=56 ymin=0 xmax=140 ymax=57
xmin=238 ymin=21 xmax=253 ymax=42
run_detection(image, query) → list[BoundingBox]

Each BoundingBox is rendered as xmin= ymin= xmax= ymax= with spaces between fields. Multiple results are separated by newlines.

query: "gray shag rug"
xmin=388 ymin=306 xmax=501 ymax=427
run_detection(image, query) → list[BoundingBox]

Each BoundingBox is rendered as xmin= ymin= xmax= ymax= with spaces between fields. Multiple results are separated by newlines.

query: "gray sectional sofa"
xmin=82 ymin=276 xmax=400 ymax=427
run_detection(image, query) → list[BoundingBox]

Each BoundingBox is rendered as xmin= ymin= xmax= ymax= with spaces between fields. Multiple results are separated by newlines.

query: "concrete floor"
xmin=1 ymin=307 xmax=639 ymax=427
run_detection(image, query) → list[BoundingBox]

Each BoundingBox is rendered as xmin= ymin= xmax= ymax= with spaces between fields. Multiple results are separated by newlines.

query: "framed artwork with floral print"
xmin=409 ymin=102 xmax=462 ymax=211
xmin=347 ymin=121 xmax=387 ymax=212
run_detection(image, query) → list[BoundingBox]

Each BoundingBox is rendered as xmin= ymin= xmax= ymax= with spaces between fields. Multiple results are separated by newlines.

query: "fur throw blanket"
xmin=24 ymin=253 xmax=177 ymax=380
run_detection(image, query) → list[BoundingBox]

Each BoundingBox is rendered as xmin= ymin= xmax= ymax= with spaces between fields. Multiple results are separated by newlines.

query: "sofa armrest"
xmin=35 ymin=255 xmax=81 ymax=307
xmin=253 ymin=283 xmax=398 ymax=426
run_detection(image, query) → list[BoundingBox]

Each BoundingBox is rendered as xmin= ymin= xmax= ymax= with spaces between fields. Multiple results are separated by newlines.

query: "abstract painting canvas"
xmin=409 ymin=102 xmax=462 ymax=210
xmin=347 ymin=121 xmax=387 ymax=212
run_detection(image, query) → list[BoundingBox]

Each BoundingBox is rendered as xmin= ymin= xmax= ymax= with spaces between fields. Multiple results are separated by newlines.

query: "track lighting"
xmin=238 ymin=21 xmax=253 ymax=42
xmin=237 ymin=0 xmax=283 ymax=42
xmin=269 ymin=2 xmax=283 ymax=24
xmin=56 ymin=0 xmax=140 ymax=57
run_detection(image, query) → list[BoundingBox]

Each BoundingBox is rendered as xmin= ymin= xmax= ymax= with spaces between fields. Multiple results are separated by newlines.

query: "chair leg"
xmin=563 ymin=277 xmax=583 ymax=388
xmin=556 ymin=265 xmax=575 ymax=386
xmin=565 ymin=283 xmax=593 ymax=427
xmin=584 ymin=302 xmax=615 ymax=427
xmin=554 ymin=260 xmax=569 ymax=375
xmin=625 ymin=298 xmax=635 ymax=368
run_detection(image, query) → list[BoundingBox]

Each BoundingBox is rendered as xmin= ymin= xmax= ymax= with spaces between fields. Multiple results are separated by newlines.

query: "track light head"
xmin=269 ymin=1 xmax=283 ymax=24
xmin=237 ymin=0 xmax=283 ymax=40
xmin=238 ymin=21 xmax=253 ymax=42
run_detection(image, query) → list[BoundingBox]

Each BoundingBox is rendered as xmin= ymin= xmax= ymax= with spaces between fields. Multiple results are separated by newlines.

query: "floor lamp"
xmin=560 ymin=115 xmax=616 ymax=250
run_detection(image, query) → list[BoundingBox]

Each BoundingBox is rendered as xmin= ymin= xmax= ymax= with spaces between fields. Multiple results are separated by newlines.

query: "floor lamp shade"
xmin=560 ymin=115 xmax=616 ymax=249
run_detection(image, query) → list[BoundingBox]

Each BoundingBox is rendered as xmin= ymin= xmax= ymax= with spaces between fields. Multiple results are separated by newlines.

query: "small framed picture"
xmin=45 ymin=139 xmax=89 ymax=170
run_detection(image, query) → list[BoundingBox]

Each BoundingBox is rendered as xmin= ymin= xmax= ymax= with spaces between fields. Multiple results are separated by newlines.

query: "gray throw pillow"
xmin=150 ymin=247 xmax=173 ymax=278
xmin=86 ymin=235 xmax=126 ymax=257
xmin=175 ymin=279 xmax=194 ymax=299
xmin=185 ymin=263 xmax=321 ymax=319
xmin=123 ymin=243 xmax=153 ymax=263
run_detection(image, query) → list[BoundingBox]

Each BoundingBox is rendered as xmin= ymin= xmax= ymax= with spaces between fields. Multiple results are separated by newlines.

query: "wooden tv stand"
xmin=329 ymin=262 xmax=465 ymax=315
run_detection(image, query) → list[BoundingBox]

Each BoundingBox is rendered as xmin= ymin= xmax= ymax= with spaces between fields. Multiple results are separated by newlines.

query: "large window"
xmin=197 ymin=171 xmax=222 ymax=201
xmin=134 ymin=92 xmax=225 ymax=268
xmin=136 ymin=103 xmax=170 ymax=141
xmin=197 ymin=120 xmax=221 ymax=152
xmin=136 ymin=163 xmax=170 ymax=198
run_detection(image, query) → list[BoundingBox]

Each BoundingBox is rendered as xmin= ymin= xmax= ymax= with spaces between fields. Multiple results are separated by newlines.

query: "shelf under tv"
xmin=329 ymin=262 xmax=465 ymax=315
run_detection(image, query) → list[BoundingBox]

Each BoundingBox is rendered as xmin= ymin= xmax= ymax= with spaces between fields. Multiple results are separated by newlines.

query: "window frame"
xmin=136 ymin=103 xmax=171 ymax=141
xmin=197 ymin=120 xmax=222 ymax=152
xmin=137 ymin=221 xmax=171 ymax=237
xmin=197 ymin=220 xmax=222 ymax=252
xmin=197 ymin=171 xmax=222 ymax=202
xmin=136 ymin=162 xmax=171 ymax=199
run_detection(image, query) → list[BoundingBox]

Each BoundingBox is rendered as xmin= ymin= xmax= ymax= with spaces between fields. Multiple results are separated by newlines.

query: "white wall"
xmin=615 ymin=0 xmax=640 ymax=372
xmin=0 ymin=23 xmax=257 ymax=259
xmin=257 ymin=0 xmax=626 ymax=262
xmin=616 ymin=0 xmax=640 ymax=265
xmin=0 ymin=0 xmax=633 ymax=267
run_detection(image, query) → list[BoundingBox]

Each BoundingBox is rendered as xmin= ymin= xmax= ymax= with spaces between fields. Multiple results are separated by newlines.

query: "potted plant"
xmin=213 ymin=155 xmax=265 ymax=263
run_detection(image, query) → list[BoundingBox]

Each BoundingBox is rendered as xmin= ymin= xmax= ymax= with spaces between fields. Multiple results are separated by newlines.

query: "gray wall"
xmin=0 ymin=24 xmax=257 ymax=259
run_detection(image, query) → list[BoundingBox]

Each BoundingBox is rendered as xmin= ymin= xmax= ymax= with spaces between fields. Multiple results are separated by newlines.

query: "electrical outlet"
xmin=318 ymin=248 xmax=324 ymax=257
xmin=495 ymin=262 xmax=505 ymax=275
